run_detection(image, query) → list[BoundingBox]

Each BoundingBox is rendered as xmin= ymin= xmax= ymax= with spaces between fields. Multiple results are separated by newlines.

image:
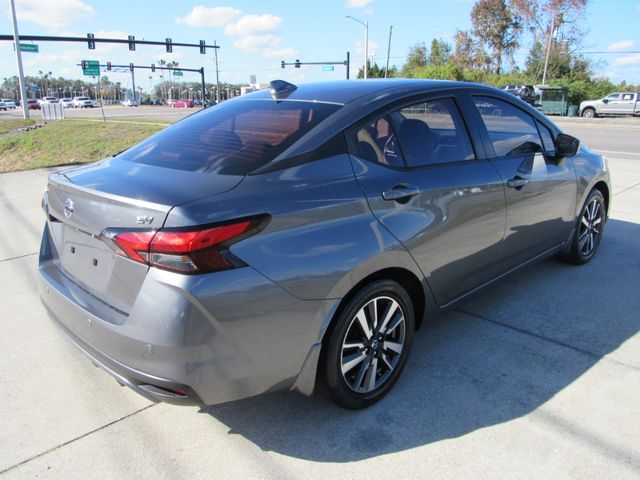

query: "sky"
xmin=0 ymin=0 xmax=638 ymax=93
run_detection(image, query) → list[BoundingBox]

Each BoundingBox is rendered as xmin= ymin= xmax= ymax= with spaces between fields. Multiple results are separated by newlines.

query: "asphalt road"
xmin=0 ymin=118 xmax=639 ymax=479
xmin=1 ymin=105 xmax=196 ymax=122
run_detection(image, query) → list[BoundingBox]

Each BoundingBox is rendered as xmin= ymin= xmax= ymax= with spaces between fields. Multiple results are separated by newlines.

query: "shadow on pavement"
xmin=202 ymin=218 xmax=639 ymax=462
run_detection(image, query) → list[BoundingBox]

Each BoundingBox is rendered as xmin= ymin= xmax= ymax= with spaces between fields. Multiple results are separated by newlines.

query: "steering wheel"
xmin=383 ymin=133 xmax=400 ymax=164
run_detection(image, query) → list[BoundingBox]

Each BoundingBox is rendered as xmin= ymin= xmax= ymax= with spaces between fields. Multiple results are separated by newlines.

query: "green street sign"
xmin=82 ymin=59 xmax=100 ymax=76
xmin=321 ymin=65 xmax=334 ymax=71
xmin=172 ymin=71 xmax=183 ymax=76
xmin=19 ymin=43 xmax=39 ymax=53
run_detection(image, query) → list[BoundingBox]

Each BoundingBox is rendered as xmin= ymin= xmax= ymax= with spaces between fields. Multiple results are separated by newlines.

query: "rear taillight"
xmin=102 ymin=216 xmax=268 ymax=274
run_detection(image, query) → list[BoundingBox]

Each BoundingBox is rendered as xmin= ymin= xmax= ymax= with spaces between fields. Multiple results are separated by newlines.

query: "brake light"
xmin=102 ymin=217 xmax=267 ymax=274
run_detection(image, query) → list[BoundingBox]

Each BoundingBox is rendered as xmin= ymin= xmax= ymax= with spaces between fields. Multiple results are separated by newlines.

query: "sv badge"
xmin=136 ymin=215 xmax=154 ymax=224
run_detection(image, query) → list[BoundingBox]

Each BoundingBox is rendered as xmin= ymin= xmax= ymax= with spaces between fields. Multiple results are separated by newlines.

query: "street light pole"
xmin=346 ymin=15 xmax=368 ymax=79
xmin=9 ymin=0 xmax=29 ymax=119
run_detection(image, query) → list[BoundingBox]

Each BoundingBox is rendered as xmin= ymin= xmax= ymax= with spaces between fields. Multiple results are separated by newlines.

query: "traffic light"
xmin=199 ymin=40 xmax=206 ymax=54
xmin=128 ymin=35 xmax=135 ymax=51
xmin=281 ymin=60 xmax=285 ymax=69
xmin=87 ymin=33 xmax=95 ymax=50
xmin=151 ymin=64 xmax=155 ymax=72
xmin=129 ymin=63 xmax=134 ymax=72
xmin=81 ymin=60 xmax=87 ymax=70
xmin=295 ymin=59 xmax=300 ymax=68
xmin=106 ymin=61 xmax=112 ymax=71
xmin=165 ymin=38 xmax=173 ymax=53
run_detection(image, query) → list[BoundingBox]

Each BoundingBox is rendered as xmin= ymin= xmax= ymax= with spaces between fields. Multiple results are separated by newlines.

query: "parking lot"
xmin=0 ymin=117 xmax=639 ymax=478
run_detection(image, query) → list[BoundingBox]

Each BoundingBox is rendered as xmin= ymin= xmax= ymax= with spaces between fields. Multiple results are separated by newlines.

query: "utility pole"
xmin=542 ymin=14 xmax=556 ymax=85
xmin=385 ymin=25 xmax=393 ymax=78
xmin=9 ymin=0 xmax=29 ymax=119
xmin=214 ymin=40 xmax=220 ymax=103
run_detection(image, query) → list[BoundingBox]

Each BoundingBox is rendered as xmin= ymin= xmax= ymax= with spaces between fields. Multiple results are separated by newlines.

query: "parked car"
xmin=122 ymin=99 xmax=139 ymax=107
xmin=72 ymin=96 xmax=95 ymax=108
xmin=140 ymin=99 xmax=153 ymax=105
xmin=60 ymin=98 xmax=74 ymax=108
xmin=172 ymin=99 xmax=194 ymax=108
xmin=0 ymin=100 xmax=7 ymax=111
xmin=579 ymin=92 xmax=640 ymax=117
xmin=1 ymin=98 xmax=16 ymax=109
xmin=39 ymin=79 xmax=610 ymax=409
xmin=27 ymin=99 xmax=40 ymax=110
xmin=39 ymin=96 xmax=59 ymax=104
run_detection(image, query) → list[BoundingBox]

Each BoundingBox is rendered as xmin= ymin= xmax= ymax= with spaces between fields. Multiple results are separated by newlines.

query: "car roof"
xmin=245 ymin=79 xmax=479 ymax=105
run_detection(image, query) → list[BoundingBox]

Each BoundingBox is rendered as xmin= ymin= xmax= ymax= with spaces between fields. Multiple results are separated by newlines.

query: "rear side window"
xmin=473 ymin=96 xmax=542 ymax=157
xmin=118 ymin=100 xmax=341 ymax=175
xmin=393 ymin=98 xmax=475 ymax=167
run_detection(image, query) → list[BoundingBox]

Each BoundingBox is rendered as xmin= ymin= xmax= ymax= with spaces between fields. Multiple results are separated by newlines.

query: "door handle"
xmin=381 ymin=185 xmax=420 ymax=202
xmin=507 ymin=176 xmax=528 ymax=189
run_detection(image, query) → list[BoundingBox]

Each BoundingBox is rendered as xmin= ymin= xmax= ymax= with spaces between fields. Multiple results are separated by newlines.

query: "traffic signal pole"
xmin=281 ymin=52 xmax=351 ymax=80
xmin=131 ymin=67 xmax=136 ymax=101
xmin=80 ymin=63 xmax=207 ymax=102
xmin=9 ymin=0 xmax=28 ymax=119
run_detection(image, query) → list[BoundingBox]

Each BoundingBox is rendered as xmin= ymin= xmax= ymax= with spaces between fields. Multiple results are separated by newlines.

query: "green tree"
xmin=357 ymin=61 xmax=398 ymax=78
xmin=401 ymin=43 xmax=428 ymax=77
xmin=471 ymin=0 xmax=521 ymax=74
xmin=428 ymin=38 xmax=452 ymax=66
xmin=452 ymin=30 xmax=488 ymax=70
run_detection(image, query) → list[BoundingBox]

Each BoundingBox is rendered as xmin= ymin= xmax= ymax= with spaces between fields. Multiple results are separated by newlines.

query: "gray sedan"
xmin=39 ymin=79 xmax=610 ymax=409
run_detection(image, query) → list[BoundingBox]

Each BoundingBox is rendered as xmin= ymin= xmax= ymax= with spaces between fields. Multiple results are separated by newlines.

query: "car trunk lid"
xmin=45 ymin=158 xmax=244 ymax=314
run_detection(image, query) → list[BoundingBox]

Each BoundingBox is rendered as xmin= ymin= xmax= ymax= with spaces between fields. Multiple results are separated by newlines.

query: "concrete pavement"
xmin=0 ymin=120 xmax=639 ymax=479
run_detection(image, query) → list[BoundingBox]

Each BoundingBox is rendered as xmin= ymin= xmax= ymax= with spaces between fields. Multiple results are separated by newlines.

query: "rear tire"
xmin=559 ymin=189 xmax=606 ymax=265
xmin=324 ymin=280 xmax=415 ymax=409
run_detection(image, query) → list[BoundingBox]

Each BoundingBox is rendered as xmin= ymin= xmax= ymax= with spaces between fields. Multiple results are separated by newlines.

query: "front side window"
xmin=605 ymin=94 xmax=620 ymax=100
xmin=117 ymin=100 xmax=341 ymax=175
xmin=473 ymin=96 xmax=543 ymax=157
xmin=356 ymin=117 xmax=405 ymax=167
xmin=393 ymin=98 xmax=475 ymax=167
xmin=536 ymin=121 xmax=555 ymax=155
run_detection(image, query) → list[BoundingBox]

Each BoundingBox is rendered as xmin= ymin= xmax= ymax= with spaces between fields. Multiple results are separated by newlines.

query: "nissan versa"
xmin=39 ymin=79 xmax=610 ymax=409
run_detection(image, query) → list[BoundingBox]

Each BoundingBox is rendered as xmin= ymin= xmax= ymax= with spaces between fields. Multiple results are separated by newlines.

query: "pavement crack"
xmin=0 ymin=404 xmax=156 ymax=476
xmin=613 ymin=181 xmax=640 ymax=197
xmin=0 ymin=252 xmax=38 ymax=263
xmin=455 ymin=308 xmax=640 ymax=372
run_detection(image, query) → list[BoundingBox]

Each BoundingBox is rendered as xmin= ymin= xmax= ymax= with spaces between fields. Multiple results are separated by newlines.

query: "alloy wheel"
xmin=340 ymin=296 xmax=406 ymax=393
xmin=578 ymin=197 xmax=602 ymax=257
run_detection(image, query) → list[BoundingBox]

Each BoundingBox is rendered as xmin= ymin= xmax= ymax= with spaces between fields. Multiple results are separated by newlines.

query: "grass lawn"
xmin=0 ymin=120 xmax=164 ymax=173
xmin=0 ymin=119 xmax=37 ymax=135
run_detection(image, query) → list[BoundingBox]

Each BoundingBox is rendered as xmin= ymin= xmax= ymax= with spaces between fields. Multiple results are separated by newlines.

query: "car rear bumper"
xmin=38 ymin=223 xmax=334 ymax=405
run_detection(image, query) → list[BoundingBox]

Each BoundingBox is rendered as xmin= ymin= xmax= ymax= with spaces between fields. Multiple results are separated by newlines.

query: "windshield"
xmin=117 ymin=99 xmax=341 ymax=175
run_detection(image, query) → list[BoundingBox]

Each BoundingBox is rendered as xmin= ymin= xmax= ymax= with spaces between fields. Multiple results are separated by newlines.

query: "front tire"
xmin=582 ymin=108 xmax=596 ymax=118
xmin=324 ymin=280 xmax=415 ymax=409
xmin=560 ymin=189 xmax=606 ymax=264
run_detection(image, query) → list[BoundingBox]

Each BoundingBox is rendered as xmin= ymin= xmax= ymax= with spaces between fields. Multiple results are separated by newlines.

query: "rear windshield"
xmin=117 ymin=99 xmax=341 ymax=175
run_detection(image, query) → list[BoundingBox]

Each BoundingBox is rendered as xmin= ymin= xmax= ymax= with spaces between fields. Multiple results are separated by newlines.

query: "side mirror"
xmin=602 ymin=98 xmax=609 ymax=104
xmin=555 ymin=133 xmax=580 ymax=157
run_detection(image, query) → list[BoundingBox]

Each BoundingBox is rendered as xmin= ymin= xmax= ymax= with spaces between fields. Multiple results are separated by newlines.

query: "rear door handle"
xmin=381 ymin=185 xmax=420 ymax=202
xmin=507 ymin=176 xmax=528 ymax=189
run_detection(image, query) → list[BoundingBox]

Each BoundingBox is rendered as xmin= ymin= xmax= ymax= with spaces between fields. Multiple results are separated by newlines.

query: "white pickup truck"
xmin=579 ymin=92 xmax=640 ymax=117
